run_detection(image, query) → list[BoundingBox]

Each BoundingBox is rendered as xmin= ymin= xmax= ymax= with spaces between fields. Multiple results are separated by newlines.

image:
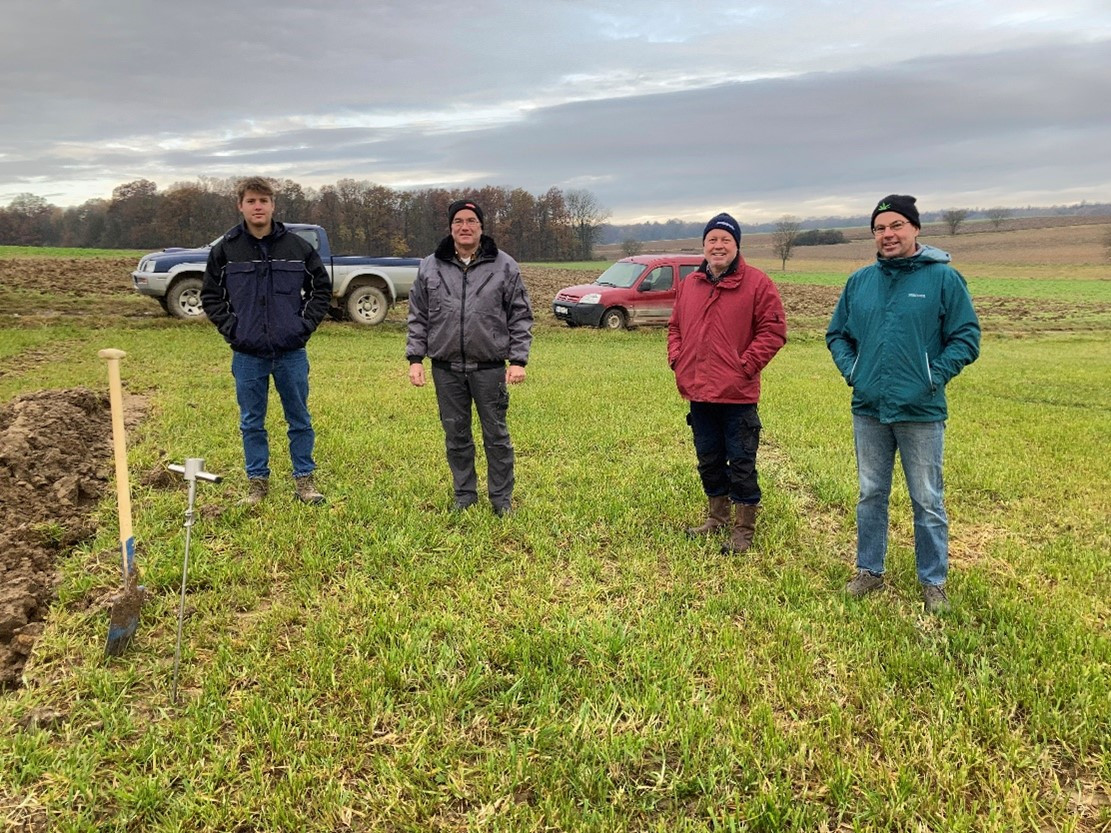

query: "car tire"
xmin=165 ymin=276 xmax=206 ymax=320
xmin=600 ymin=308 xmax=626 ymax=330
xmin=345 ymin=284 xmax=389 ymax=326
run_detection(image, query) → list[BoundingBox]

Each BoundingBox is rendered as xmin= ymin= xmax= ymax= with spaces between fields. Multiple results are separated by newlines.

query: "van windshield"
xmin=593 ymin=262 xmax=644 ymax=288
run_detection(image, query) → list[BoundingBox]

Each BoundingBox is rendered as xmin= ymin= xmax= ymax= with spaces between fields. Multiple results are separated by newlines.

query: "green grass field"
xmin=0 ymin=257 xmax=1108 ymax=831
xmin=0 ymin=245 xmax=151 ymax=259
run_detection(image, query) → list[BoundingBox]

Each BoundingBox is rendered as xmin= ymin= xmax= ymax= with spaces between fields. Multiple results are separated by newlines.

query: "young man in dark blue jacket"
xmin=827 ymin=195 xmax=980 ymax=613
xmin=201 ymin=177 xmax=332 ymax=506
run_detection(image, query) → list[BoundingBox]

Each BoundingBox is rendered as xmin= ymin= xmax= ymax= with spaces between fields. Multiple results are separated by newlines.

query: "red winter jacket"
xmin=667 ymin=257 xmax=787 ymax=404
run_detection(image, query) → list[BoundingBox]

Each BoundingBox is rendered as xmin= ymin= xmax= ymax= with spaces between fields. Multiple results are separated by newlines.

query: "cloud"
xmin=2 ymin=1 xmax=1110 ymax=220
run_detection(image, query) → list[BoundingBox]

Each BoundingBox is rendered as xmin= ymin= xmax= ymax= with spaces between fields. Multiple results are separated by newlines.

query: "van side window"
xmin=643 ymin=266 xmax=674 ymax=292
xmin=678 ymin=265 xmax=699 ymax=281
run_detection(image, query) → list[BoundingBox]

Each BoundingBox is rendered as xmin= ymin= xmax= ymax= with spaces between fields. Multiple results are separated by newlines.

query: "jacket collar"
xmin=697 ymin=254 xmax=744 ymax=286
xmin=875 ymin=243 xmax=951 ymax=273
xmin=434 ymin=232 xmax=499 ymax=265
xmin=226 ymin=220 xmax=287 ymax=244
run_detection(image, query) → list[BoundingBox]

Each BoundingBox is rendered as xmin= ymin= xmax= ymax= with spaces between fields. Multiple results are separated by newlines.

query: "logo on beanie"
xmin=877 ymin=201 xmax=891 ymax=211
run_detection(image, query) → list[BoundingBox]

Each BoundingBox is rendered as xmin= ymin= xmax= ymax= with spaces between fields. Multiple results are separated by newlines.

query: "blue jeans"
xmin=853 ymin=414 xmax=948 ymax=586
xmin=687 ymin=402 xmax=762 ymax=504
xmin=231 ymin=349 xmax=316 ymax=479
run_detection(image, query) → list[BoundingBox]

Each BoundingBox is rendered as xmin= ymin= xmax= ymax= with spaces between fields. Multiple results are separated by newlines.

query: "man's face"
xmin=238 ymin=190 xmax=275 ymax=236
xmin=703 ymin=230 xmax=738 ymax=274
xmin=872 ymin=211 xmax=919 ymax=259
xmin=450 ymin=209 xmax=482 ymax=252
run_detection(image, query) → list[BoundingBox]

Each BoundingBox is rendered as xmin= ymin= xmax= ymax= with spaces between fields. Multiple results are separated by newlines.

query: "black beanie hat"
xmin=871 ymin=194 xmax=920 ymax=230
xmin=702 ymin=212 xmax=741 ymax=247
xmin=448 ymin=199 xmax=484 ymax=227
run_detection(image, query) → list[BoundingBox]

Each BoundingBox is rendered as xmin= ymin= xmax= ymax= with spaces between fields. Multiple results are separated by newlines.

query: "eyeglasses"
xmin=451 ymin=218 xmax=481 ymax=227
xmin=873 ymin=220 xmax=912 ymax=235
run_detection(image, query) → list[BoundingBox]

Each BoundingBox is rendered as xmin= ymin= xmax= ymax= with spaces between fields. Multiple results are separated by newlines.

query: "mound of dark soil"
xmin=0 ymin=389 xmax=114 ymax=688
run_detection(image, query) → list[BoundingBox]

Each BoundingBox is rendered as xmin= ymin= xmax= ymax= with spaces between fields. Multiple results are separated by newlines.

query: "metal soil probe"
xmin=169 ymin=458 xmax=221 ymax=703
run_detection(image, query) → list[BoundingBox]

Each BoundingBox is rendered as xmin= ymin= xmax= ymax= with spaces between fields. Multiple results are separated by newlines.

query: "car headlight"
xmin=580 ymin=293 xmax=601 ymax=305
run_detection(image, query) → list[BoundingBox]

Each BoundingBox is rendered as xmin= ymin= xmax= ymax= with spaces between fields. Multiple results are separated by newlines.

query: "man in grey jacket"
xmin=406 ymin=199 xmax=534 ymax=516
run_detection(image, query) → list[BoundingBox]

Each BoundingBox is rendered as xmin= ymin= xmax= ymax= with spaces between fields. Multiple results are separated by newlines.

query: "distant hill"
xmin=598 ymin=202 xmax=1111 ymax=245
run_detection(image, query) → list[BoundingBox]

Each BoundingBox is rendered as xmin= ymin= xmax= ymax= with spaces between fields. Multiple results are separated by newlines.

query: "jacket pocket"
xmin=271 ymin=261 xmax=305 ymax=294
xmin=224 ymin=262 xmax=256 ymax=312
xmin=425 ymin=275 xmax=443 ymax=313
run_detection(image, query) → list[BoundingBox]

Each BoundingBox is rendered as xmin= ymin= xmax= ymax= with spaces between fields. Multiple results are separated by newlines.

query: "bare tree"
xmin=771 ymin=215 xmax=801 ymax=271
xmin=985 ymin=207 xmax=1011 ymax=229
xmin=621 ymin=237 xmax=643 ymax=257
xmin=942 ymin=209 xmax=970 ymax=235
xmin=565 ymin=189 xmax=610 ymax=260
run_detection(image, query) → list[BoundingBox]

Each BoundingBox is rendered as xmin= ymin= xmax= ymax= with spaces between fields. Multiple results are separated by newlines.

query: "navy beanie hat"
xmin=703 ymin=212 xmax=741 ymax=247
xmin=448 ymin=199 xmax=484 ymax=227
xmin=870 ymin=194 xmax=920 ymax=230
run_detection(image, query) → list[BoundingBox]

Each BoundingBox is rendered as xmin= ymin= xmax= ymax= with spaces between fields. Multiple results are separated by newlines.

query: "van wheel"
xmin=600 ymin=308 xmax=626 ymax=330
xmin=345 ymin=285 xmax=389 ymax=326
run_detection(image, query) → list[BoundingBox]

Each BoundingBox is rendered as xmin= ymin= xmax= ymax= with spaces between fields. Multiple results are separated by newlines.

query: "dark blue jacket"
xmin=826 ymin=245 xmax=980 ymax=423
xmin=201 ymin=222 xmax=332 ymax=358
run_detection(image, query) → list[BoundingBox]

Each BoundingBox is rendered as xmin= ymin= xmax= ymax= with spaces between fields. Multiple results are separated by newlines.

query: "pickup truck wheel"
xmin=346 ymin=285 xmax=389 ymax=326
xmin=600 ymin=308 xmax=627 ymax=330
xmin=166 ymin=276 xmax=206 ymax=320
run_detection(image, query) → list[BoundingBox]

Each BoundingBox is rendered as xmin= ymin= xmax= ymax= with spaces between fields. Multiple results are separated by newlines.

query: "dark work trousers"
xmin=431 ymin=363 xmax=514 ymax=508
xmin=687 ymin=401 xmax=762 ymax=504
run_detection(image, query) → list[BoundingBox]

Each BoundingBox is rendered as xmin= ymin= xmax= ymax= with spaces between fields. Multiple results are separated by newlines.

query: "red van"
xmin=551 ymin=254 xmax=704 ymax=330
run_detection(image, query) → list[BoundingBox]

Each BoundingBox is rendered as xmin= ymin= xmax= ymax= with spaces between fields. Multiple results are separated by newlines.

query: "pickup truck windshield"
xmin=593 ymin=261 xmax=644 ymax=288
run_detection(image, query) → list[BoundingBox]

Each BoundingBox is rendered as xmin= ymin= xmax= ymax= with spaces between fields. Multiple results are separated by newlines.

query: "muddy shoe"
xmin=294 ymin=474 xmax=325 ymax=505
xmin=686 ymin=495 xmax=731 ymax=537
xmin=243 ymin=477 xmax=269 ymax=506
xmin=922 ymin=583 xmax=951 ymax=614
xmin=845 ymin=569 xmax=885 ymax=598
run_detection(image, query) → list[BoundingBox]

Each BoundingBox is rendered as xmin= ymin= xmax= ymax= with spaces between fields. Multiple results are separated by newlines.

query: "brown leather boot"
xmin=243 ymin=477 xmax=269 ymax=506
xmin=686 ymin=495 xmax=731 ymax=536
xmin=294 ymin=474 xmax=325 ymax=505
xmin=722 ymin=503 xmax=759 ymax=554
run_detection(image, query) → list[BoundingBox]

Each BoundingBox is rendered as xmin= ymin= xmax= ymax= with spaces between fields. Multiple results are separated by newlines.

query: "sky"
xmin=2 ymin=0 xmax=1110 ymax=224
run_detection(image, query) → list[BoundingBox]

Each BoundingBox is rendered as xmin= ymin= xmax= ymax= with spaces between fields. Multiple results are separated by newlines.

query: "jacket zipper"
xmin=459 ymin=264 xmax=468 ymax=364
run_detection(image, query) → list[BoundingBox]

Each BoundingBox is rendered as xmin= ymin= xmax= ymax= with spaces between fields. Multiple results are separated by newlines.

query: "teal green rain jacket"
xmin=826 ymin=244 xmax=980 ymax=423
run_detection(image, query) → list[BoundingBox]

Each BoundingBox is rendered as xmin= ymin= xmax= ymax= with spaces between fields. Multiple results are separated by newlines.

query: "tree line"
xmin=0 ymin=178 xmax=611 ymax=261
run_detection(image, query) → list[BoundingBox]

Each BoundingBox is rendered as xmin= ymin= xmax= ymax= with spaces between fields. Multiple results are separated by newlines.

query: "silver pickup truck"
xmin=131 ymin=223 xmax=420 ymax=325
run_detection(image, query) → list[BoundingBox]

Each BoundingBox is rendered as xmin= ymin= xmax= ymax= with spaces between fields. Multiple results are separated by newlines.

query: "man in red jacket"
xmin=667 ymin=213 xmax=787 ymax=553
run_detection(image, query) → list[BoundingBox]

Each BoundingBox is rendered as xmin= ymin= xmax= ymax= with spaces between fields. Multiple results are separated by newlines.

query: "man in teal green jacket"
xmin=826 ymin=195 xmax=980 ymax=613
